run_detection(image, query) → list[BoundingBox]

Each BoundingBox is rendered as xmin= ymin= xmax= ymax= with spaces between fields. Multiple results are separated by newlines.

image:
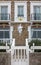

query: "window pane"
xmin=1 ymin=6 xmax=8 ymax=20
xmin=34 ymin=6 xmax=41 ymax=20
xmin=18 ymin=6 xmax=24 ymax=16
xmin=5 ymin=31 xmax=10 ymax=38
xmin=32 ymin=31 xmax=36 ymax=38
xmin=38 ymin=31 xmax=41 ymax=38
xmin=0 ymin=31 xmax=3 ymax=38
xmin=34 ymin=6 xmax=40 ymax=13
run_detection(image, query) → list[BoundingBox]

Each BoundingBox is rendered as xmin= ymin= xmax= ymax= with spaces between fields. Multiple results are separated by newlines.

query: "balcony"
xmin=31 ymin=13 xmax=41 ymax=21
xmin=0 ymin=14 xmax=10 ymax=21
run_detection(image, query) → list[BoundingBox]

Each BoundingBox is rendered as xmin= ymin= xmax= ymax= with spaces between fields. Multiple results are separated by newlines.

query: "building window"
xmin=0 ymin=28 xmax=10 ymax=39
xmin=18 ymin=6 xmax=24 ymax=17
xmin=0 ymin=31 xmax=10 ymax=38
xmin=14 ymin=2 xmax=27 ymax=22
xmin=34 ymin=6 xmax=41 ymax=20
xmin=30 ymin=2 xmax=41 ymax=20
xmin=0 ymin=2 xmax=11 ymax=20
xmin=1 ymin=6 xmax=8 ymax=20
xmin=32 ymin=28 xmax=41 ymax=38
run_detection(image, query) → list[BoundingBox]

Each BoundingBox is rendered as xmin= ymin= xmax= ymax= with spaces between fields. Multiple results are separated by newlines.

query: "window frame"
xmin=31 ymin=28 xmax=41 ymax=39
xmin=0 ymin=29 xmax=10 ymax=39
xmin=14 ymin=1 xmax=27 ymax=22
xmin=18 ymin=6 xmax=24 ymax=17
xmin=1 ymin=6 xmax=8 ymax=20
xmin=0 ymin=2 xmax=11 ymax=21
xmin=30 ymin=1 xmax=41 ymax=21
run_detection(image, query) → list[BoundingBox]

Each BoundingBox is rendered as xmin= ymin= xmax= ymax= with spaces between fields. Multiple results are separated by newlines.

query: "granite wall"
xmin=30 ymin=53 xmax=41 ymax=65
xmin=0 ymin=52 xmax=41 ymax=65
xmin=0 ymin=52 xmax=11 ymax=65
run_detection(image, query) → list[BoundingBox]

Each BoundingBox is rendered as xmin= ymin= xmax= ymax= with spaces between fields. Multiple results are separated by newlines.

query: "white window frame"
xmin=14 ymin=1 xmax=27 ymax=22
xmin=0 ymin=25 xmax=13 ymax=43
xmin=30 ymin=1 xmax=41 ymax=21
xmin=0 ymin=1 xmax=11 ymax=21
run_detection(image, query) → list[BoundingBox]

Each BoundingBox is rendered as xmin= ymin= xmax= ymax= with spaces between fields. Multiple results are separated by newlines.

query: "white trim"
xmin=14 ymin=1 xmax=27 ymax=22
xmin=10 ymin=21 xmax=31 ymax=23
xmin=32 ymin=29 xmax=41 ymax=31
xmin=28 ymin=26 xmax=31 ymax=40
xmin=30 ymin=2 xmax=41 ymax=13
xmin=30 ymin=1 xmax=41 ymax=21
xmin=10 ymin=26 xmax=13 ymax=43
xmin=30 ymin=1 xmax=41 ymax=3
xmin=0 ymin=30 xmax=9 ymax=31
xmin=0 ymin=1 xmax=11 ymax=2
xmin=30 ymin=20 xmax=41 ymax=22
xmin=0 ymin=2 xmax=11 ymax=14
xmin=14 ymin=1 xmax=28 ymax=3
xmin=31 ymin=28 xmax=41 ymax=39
xmin=0 ymin=46 xmax=9 ymax=49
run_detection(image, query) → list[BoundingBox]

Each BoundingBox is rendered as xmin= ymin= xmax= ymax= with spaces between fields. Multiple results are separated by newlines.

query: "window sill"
xmin=0 ymin=20 xmax=10 ymax=22
xmin=31 ymin=38 xmax=41 ymax=40
xmin=30 ymin=20 xmax=41 ymax=22
xmin=14 ymin=21 xmax=28 ymax=23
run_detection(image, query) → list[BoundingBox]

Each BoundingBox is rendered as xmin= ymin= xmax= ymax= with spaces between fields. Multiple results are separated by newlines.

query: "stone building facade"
xmin=0 ymin=0 xmax=41 ymax=45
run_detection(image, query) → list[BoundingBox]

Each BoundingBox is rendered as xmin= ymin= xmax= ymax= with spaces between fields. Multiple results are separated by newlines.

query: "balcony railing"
xmin=0 ymin=14 xmax=10 ymax=20
xmin=0 ymin=39 xmax=10 ymax=43
xmin=31 ymin=13 xmax=41 ymax=20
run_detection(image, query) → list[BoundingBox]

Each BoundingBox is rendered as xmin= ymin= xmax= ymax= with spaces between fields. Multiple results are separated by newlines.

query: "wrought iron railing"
xmin=0 ymin=13 xmax=10 ymax=20
xmin=31 ymin=13 xmax=41 ymax=20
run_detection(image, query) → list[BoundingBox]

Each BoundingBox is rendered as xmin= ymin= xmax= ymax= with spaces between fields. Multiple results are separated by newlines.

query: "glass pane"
xmin=32 ymin=31 xmax=36 ymax=38
xmin=38 ymin=31 xmax=41 ymax=38
xmin=0 ymin=31 xmax=3 ymax=38
xmin=34 ymin=6 xmax=41 ymax=20
xmin=1 ymin=6 xmax=8 ymax=20
xmin=34 ymin=6 xmax=40 ymax=13
xmin=18 ymin=6 xmax=24 ymax=17
xmin=5 ymin=31 xmax=10 ymax=38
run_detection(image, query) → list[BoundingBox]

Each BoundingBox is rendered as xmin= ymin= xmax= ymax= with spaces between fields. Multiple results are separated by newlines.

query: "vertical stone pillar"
xmin=10 ymin=26 xmax=13 ymax=44
xmin=28 ymin=25 xmax=31 ymax=41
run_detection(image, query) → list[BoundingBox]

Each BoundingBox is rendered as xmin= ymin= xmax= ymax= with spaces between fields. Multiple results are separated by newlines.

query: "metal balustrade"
xmin=0 ymin=14 xmax=10 ymax=20
xmin=31 ymin=13 xmax=41 ymax=20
